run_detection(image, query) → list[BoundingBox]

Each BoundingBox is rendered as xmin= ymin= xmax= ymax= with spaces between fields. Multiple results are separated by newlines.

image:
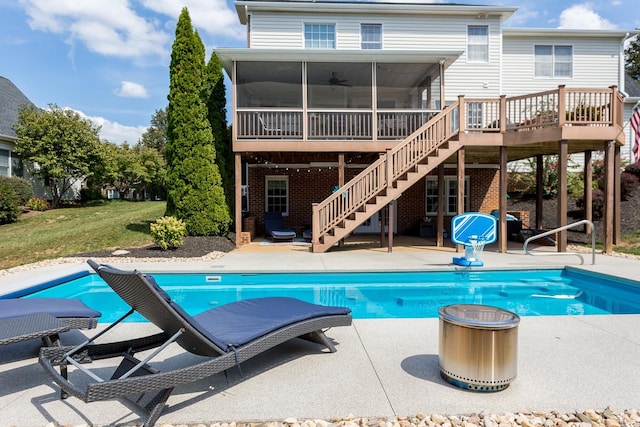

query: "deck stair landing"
xmin=311 ymin=103 xmax=461 ymax=253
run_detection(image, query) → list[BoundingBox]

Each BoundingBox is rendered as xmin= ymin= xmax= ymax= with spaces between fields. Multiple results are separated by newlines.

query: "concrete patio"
xmin=1 ymin=244 xmax=640 ymax=426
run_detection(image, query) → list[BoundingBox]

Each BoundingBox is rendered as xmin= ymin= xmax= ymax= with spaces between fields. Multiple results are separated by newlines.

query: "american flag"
xmin=631 ymin=106 xmax=640 ymax=163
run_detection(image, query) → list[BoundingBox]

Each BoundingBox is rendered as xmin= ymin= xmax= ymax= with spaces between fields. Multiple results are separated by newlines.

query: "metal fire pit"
xmin=438 ymin=304 xmax=520 ymax=392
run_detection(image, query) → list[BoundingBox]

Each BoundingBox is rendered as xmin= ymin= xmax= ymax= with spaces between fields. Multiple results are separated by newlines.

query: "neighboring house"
xmin=0 ymin=75 xmax=81 ymax=201
xmin=215 ymin=1 xmax=637 ymax=253
xmin=0 ymin=76 xmax=29 ymax=178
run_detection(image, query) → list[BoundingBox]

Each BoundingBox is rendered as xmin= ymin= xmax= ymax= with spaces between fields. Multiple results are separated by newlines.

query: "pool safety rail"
xmin=523 ymin=220 xmax=596 ymax=265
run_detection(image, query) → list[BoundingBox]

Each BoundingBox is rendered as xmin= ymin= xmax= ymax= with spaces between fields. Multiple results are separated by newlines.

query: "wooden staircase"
xmin=311 ymin=103 xmax=461 ymax=253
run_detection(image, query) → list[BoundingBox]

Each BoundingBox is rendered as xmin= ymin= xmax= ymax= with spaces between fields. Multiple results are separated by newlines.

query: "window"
xmin=305 ymin=24 xmax=335 ymax=49
xmin=0 ymin=149 xmax=9 ymax=176
xmin=467 ymin=26 xmax=488 ymax=62
xmin=535 ymin=45 xmax=573 ymax=78
xmin=361 ymin=24 xmax=382 ymax=49
xmin=266 ymin=176 xmax=289 ymax=215
xmin=425 ymin=177 xmax=469 ymax=216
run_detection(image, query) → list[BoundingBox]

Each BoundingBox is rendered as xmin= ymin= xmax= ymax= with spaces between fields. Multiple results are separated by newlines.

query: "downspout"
xmin=619 ymin=32 xmax=630 ymax=95
xmin=246 ymin=5 xmax=250 ymax=48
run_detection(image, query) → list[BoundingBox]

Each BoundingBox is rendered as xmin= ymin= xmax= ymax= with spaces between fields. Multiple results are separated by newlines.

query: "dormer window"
xmin=361 ymin=24 xmax=382 ymax=49
xmin=305 ymin=24 xmax=336 ymax=49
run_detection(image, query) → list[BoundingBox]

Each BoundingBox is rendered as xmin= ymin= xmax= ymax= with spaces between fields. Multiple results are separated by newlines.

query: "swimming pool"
xmin=14 ymin=268 xmax=640 ymax=322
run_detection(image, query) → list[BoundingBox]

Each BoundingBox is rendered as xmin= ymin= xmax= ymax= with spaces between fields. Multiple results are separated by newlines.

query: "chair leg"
xmin=299 ymin=330 xmax=337 ymax=353
xmin=141 ymin=387 xmax=174 ymax=427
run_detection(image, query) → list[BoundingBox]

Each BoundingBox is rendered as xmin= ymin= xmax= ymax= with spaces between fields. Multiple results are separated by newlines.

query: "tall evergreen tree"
xmin=165 ymin=7 xmax=231 ymax=236
xmin=204 ymin=51 xmax=234 ymax=222
xmin=626 ymin=34 xmax=640 ymax=80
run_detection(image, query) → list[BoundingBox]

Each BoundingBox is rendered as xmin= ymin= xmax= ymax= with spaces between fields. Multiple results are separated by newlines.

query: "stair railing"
xmin=312 ymin=102 xmax=460 ymax=243
xmin=523 ymin=219 xmax=596 ymax=265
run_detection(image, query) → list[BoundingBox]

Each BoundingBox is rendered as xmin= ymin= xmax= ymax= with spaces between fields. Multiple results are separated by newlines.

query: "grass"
xmin=0 ymin=201 xmax=166 ymax=270
xmin=614 ymin=230 xmax=640 ymax=256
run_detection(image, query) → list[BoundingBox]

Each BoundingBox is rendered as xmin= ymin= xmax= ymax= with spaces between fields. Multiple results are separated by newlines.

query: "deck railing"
xmin=237 ymin=109 xmax=439 ymax=140
xmin=313 ymin=103 xmax=460 ymax=238
xmin=237 ymin=87 xmax=621 ymax=140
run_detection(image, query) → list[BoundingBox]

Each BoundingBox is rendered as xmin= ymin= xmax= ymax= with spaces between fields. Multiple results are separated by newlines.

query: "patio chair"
xmin=264 ymin=211 xmax=297 ymax=241
xmin=39 ymin=260 xmax=352 ymax=427
xmin=0 ymin=298 xmax=101 ymax=347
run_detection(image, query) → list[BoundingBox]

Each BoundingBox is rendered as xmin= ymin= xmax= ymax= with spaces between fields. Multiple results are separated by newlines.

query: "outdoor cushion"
xmin=192 ymin=297 xmax=351 ymax=348
xmin=0 ymin=298 xmax=101 ymax=320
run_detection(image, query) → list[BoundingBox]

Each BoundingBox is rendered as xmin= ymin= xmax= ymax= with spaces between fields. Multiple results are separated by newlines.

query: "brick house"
xmin=215 ymin=1 xmax=637 ymax=253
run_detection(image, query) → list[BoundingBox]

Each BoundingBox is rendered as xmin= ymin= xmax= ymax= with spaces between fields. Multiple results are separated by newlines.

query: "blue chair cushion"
xmin=193 ymin=297 xmax=351 ymax=349
xmin=0 ymin=298 xmax=101 ymax=320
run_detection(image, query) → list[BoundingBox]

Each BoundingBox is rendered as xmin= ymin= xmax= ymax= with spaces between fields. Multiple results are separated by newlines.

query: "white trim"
xmin=466 ymin=24 xmax=489 ymax=63
xmin=533 ymin=44 xmax=573 ymax=79
xmin=360 ymin=23 xmax=383 ymax=50
xmin=425 ymin=176 xmax=470 ymax=216
xmin=265 ymin=175 xmax=289 ymax=216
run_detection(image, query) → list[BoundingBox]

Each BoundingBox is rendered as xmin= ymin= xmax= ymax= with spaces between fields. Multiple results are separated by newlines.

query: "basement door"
xmin=354 ymin=201 xmax=398 ymax=234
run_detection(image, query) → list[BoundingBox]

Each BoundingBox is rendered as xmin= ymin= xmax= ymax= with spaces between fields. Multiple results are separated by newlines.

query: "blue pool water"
xmin=15 ymin=268 xmax=640 ymax=322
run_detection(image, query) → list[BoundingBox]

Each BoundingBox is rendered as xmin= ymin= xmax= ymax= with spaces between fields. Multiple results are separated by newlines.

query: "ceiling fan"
xmin=328 ymin=72 xmax=350 ymax=86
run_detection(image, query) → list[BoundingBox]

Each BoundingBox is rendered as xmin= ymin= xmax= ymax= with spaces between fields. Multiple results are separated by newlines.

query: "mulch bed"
xmin=77 ymin=234 xmax=237 ymax=258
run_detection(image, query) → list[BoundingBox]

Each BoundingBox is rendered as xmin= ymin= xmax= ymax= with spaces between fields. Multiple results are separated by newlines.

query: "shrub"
xmin=25 ymin=196 xmax=48 ymax=211
xmin=150 ymin=216 xmax=187 ymax=250
xmin=624 ymin=161 xmax=640 ymax=179
xmin=0 ymin=176 xmax=32 ymax=205
xmin=0 ymin=180 xmax=21 ymax=224
xmin=80 ymin=186 xmax=104 ymax=202
xmin=576 ymin=189 xmax=605 ymax=220
xmin=597 ymin=172 xmax=639 ymax=201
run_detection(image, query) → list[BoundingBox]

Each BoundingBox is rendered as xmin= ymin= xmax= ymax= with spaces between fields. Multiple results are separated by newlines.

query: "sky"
xmin=1 ymin=0 xmax=638 ymax=145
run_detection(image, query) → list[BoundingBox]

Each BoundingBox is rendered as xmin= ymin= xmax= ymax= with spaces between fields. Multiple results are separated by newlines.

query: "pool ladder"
xmin=523 ymin=219 xmax=596 ymax=265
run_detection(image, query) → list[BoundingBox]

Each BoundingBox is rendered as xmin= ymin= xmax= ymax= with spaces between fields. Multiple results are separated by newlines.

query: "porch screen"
xmin=376 ymin=63 xmax=435 ymax=109
xmin=236 ymin=62 xmax=302 ymax=108
xmin=307 ymin=62 xmax=372 ymax=109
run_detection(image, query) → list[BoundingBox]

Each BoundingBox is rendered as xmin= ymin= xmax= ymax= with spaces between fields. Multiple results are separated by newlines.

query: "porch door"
xmin=354 ymin=202 xmax=397 ymax=234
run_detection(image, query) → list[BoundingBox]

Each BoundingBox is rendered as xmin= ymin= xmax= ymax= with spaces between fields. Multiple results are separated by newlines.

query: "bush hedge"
xmin=0 ymin=180 xmax=21 ymax=224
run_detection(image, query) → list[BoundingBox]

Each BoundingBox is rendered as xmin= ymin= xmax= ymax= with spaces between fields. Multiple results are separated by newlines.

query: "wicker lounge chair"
xmin=264 ymin=211 xmax=297 ymax=241
xmin=0 ymin=298 xmax=101 ymax=347
xmin=39 ymin=260 xmax=352 ymax=427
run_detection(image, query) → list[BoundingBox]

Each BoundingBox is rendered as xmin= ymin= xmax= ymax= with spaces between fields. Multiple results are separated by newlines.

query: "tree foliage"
xmin=626 ymin=34 xmax=640 ymax=80
xmin=13 ymin=104 xmax=101 ymax=207
xmin=100 ymin=142 xmax=165 ymax=200
xmin=204 ymin=50 xmax=234 ymax=222
xmin=165 ymin=8 xmax=231 ymax=235
xmin=139 ymin=108 xmax=168 ymax=159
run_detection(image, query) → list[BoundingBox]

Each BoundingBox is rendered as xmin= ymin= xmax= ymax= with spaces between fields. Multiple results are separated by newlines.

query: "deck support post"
xmin=437 ymin=164 xmax=445 ymax=247
xmin=584 ymin=150 xmax=592 ymax=234
xmin=557 ymin=140 xmax=568 ymax=252
xmin=604 ymin=140 xmax=615 ymax=253
xmin=499 ymin=146 xmax=508 ymax=253
xmin=235 ymin=154 xmax=242 ymax=247
xmin=614 ymin=145 xmax=621 ymax=245
xmin=388 ymin=202 xmax=395 ymax=253
xmin=536 ymin=155 xmax=544 ymax=230
xmin=456 ymin=147 xmax=465 ymax=253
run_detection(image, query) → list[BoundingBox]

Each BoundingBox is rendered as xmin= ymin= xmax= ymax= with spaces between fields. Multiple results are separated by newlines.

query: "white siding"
xmin=502 ymin=35 xmax=621 ymax=96
xmin=249 ymin=11 xmax=502 ymax=99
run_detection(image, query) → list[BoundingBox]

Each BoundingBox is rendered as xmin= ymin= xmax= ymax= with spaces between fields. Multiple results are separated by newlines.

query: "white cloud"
xmin=72 ymin=109 xmax=147 ymax=145
xmin=558 ymin=4 xmax=618 ymax=30
xmin=115 ymin=81 xmax=149 ymax=98
xmin=18 ymin=0 xmax=170 ymax=59
xmin=141 ymin=0 xmax=244 ymax=41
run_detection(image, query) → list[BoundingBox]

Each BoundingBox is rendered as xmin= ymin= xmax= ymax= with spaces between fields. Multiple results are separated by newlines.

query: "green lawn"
xmin=0 ymin=201 xmax=166 ymax=270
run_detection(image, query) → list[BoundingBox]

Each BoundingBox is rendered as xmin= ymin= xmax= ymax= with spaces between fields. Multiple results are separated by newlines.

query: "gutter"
xmin=620 ymin=32 xmax=631 ymax=96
